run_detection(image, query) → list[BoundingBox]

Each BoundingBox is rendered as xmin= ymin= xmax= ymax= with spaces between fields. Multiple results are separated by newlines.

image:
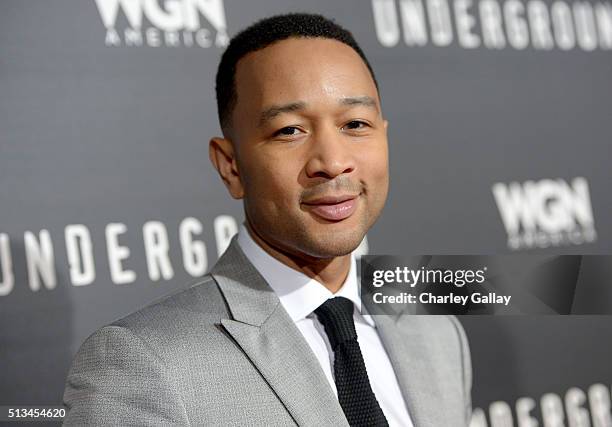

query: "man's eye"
xmin=343 ymin=120 xmax=368 ymax=130
xmin=274 ymin=126 xmax=301 ymax=136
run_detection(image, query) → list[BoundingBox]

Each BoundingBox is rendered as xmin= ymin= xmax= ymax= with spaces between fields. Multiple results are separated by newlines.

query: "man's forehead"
xmin=233 ymin=38 xmax=379 ymax=119
xmin=239 ymin=36 xmax=364 ymax=66
xmin=234 ymin=38 xmax=376 ymax=94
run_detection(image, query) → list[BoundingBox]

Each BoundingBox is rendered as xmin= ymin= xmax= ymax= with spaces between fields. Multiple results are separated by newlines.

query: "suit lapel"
xmin=373 ymin=314 xmax=458 ymax=427
xmin=211 ymin=236 xmax=349 ymax=427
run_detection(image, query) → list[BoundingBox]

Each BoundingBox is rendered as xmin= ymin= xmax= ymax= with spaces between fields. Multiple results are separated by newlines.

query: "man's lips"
xmin=302 ymin=194 xmax=359 ymax=221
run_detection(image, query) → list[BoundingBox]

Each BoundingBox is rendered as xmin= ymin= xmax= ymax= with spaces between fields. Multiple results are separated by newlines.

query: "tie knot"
xmin=314 ymin=296 xmax=357 ymax=349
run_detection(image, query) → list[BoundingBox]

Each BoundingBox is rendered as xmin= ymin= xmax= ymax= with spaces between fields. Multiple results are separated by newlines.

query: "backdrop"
xmin=1 ymin=1 xmax=611 ymax=425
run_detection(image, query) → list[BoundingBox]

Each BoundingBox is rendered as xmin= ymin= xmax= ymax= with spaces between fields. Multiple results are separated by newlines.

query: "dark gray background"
xmin=1 ymin=1 xmax=611 ymax=425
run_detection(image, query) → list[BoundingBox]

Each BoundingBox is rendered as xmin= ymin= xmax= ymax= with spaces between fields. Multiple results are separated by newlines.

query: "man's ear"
xmin=383 ymin=119 xmax=389 ymax=132
xmin=209 ymin=137 xmax=245 ymax=199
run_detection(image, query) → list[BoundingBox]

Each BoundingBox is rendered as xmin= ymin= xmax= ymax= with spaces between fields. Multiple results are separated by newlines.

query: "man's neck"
xmin=244 ymin=221 xmax=351 ymax=294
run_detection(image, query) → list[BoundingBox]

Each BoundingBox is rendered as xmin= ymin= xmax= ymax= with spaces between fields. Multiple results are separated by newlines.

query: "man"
xmin=63 ymin=13 xmax=472 ymax=426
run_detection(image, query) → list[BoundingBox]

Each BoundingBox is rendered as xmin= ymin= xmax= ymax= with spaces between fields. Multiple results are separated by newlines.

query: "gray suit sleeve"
xmin=63 ymin=325 xmax=190 ymax=426
xmin=448 ymin=316 xmax=473 ymax=427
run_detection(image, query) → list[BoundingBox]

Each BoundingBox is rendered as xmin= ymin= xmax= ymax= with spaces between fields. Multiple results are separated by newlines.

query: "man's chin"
xmin=297 ymin=233 xmax=364 ymax=259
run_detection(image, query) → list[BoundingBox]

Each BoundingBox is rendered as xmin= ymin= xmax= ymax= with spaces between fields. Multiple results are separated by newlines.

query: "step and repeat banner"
xmin=1 ymin=0 xmax=611 ymax=425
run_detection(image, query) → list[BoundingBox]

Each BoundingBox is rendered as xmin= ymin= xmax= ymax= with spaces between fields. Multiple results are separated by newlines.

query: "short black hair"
xmin=215 ymin=13 xmax=379 ymax=134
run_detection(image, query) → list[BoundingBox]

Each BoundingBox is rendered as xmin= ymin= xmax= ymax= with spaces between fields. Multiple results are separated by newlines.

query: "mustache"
xmin=300 ymin=176 xmax=362 ymax=201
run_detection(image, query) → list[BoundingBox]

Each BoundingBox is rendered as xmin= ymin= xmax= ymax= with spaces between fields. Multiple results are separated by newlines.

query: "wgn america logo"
xmin=95 ymin=0 xmax=229 ymax=47
xmin=372 ymin=0 xmax=612 ymax=51
xmin=492 ymin=177 xmax=597 ymax=250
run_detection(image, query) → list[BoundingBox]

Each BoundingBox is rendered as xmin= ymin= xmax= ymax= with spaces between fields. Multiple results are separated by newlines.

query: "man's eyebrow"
xmin=257 ymin=96 xmax=379 ymax=127
xmin=258 ymin=101 xmax=306 ymax=127
xmin=340 ymin=96 xmax=379 ymax=111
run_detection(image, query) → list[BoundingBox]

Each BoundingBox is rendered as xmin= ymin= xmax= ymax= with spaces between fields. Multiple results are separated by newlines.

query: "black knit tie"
xmin=314 ymin=297 xmax=389 ymax=427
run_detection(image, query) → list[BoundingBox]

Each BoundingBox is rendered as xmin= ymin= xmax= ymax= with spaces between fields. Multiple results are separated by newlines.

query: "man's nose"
xmin=304 ymin=126 xmax=356 ymax=179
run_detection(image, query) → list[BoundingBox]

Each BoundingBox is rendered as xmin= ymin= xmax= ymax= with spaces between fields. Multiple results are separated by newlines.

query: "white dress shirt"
xmin=237 ymin=224 xmax=413 ymax=427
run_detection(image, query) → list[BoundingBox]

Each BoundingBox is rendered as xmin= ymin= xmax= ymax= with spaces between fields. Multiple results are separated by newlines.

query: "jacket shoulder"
xmin=108 ymin=274 xmax=229 ymax=344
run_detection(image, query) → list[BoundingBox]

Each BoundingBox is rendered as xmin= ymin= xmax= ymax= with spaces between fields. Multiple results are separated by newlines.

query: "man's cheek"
xmin=364 ymin=156 xmax=388 ymax=186
xmin=263 ymin=180 xmax=294 ymax=209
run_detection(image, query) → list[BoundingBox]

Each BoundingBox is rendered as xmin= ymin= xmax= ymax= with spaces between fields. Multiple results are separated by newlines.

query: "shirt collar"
xmin=236 ymin=223 xmax=374 ymax=327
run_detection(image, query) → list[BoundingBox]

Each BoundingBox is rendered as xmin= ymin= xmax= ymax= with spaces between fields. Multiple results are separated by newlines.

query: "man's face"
xmin=221 ymin=37 xmax=388 ymax=259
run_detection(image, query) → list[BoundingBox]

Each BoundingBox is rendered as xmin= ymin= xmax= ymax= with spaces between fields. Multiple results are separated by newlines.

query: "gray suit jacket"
xmin=63 ymin=235 xmax=472 ymax=426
